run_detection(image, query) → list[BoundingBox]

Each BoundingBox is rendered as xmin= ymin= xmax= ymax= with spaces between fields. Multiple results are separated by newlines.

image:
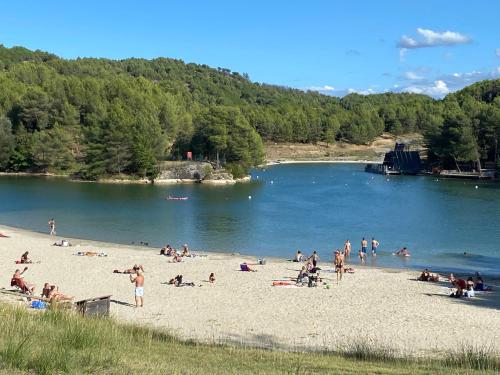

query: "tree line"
xmin=0 ymin=45 xmax=498 ymax=179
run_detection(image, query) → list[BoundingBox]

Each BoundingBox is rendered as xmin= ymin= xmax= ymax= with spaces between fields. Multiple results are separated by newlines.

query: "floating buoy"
xmin=475 ymin=185 xmax=478 ymax=189
xmin=312 ymin=181 xmax=316 ymax=184
xmin=248 ymin=195 xmax=252 ymax=199
xmin=386 ymin=179 xmax=390 ymax=182
xmin=270 ymin=180 xmax=274 ymax=184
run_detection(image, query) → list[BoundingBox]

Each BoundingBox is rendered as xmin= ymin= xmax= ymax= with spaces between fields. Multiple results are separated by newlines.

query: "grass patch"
xmin=0 ymin=303 xmax=497 ymax=374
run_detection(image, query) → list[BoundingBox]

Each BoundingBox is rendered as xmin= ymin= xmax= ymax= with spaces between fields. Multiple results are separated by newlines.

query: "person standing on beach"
xmin=371 ymin=237 xmax=379 ymax=256
xmin=48 ymin=219 xmax=56 ymax=236
xmin=309 ymin=250 xmax=320 ymax=268
xmin=344 ymin=240 xmax=351 ymax=257
xmin=130 ymin=270 xmax=144 ymax=308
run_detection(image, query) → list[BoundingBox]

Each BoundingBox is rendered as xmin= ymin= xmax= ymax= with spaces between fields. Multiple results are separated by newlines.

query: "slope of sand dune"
xmin=0 ymin=225 xmax=498 ymax=357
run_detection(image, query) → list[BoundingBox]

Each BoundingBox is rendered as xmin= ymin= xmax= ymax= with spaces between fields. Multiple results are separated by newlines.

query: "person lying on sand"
xmin=209 ymin=273 xmax=215 ymax=283
xmin=53 ymin=239 xmax=71 ymax=247
xmin=75 ymin=251 xmax=107 ymax=257
xmin=418 ymin=269 xmax=439 ymax=282
xmin=11 ymin=267 xmax=35 ymax=294
xmin=114 ymin=264 xmax=144 ymax=274
xmin=394 ymin=247 xmax=410 ymax=256
xmin=48 ymin=285 xmax=74 ymax=303
xmin=240 ymin=263 xmax=257 ymax=272
xmin=168 ymin=275 xmax=195 ymax=287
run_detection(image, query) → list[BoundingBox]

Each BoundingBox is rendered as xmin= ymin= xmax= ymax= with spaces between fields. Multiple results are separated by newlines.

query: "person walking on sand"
xmin=334 ymin=250 xmax=344 ymax=283
xmin=130 ymin=270 xmax=144 ymax=308
xmin=48 ymin=219 xmax=56 ymax=236
xmin=344 ymin=240 xmax=351 ymax=257
xmin=371 ymin=237 xmax=379 ymax=256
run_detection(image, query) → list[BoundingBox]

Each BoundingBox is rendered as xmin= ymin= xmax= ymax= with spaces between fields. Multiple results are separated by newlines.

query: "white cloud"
xmin=403 ymin=71 xmax=424 ymax=80
xmin=397 ymin=28 xmax=471 ymax=49
xmin=347 ymin=88 xmax=377 ymax=95
xmin=307 ymin=85 xmax=335 ymax=92
xmin=496 ymin=48 xmax=500 ymax=57
xmin=403 ymin=80 xmax=450 ymax=96
xmin=396 ymin=67 xmax=500 ymax=98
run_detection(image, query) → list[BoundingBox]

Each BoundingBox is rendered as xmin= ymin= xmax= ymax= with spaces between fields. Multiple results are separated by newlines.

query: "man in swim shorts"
xmin=361 ymin=238 xmax=368 ymax=255
xmin=371 ymin=237 xmax=379 ymax=256
xmin=130 ymin=270 xmax=144 ymax=307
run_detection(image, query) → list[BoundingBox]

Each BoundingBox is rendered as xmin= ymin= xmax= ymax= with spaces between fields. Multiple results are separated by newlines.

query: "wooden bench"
xmin=75 ymin=295 xmax=112 ymax=317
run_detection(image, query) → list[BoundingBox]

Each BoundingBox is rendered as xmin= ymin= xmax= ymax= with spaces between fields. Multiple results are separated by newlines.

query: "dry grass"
xmin=0 ymin=303 xmax=497 ymax=375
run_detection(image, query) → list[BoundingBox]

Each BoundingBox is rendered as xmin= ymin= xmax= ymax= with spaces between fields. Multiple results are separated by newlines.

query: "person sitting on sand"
xmin=394 ymin=247 xmax=410 ymax=256
xmin=41 ymin=283 xmax=52 ymax=298
xmin=474 ymin=276 xmax=485 ymax=291
xmin=11 ymin=267 xmax=35 ymax=294
xmin=172 ymin=252 xmax=182 ymax=263
xmin=209 ymin=273 xmax=215 ymax=283
xmin=48 ymin=285 xmax=73 ymax=303
xmin=20 ymin=251 xmax=32 ymax=264
xmin=181 ymin=246 xmax=191 ymax=257
xmin=296 ymin=266 xmax=308 ymax=284
xmin=293 ymin=250 xmax=304 ymax=262
xmin=240 ymin=263 xmax=256 ymax=272
xmin=160 ymin=244 xmax=173 ymax=256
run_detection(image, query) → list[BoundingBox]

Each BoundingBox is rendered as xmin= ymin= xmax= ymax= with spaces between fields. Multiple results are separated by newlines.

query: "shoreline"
xmin=0 ymin=224 xmax=498 ymax=356
xmin=0 ymin=172 xmax=252 ymax=185
xmin=264 ymin=159 xmax=378 ymax=166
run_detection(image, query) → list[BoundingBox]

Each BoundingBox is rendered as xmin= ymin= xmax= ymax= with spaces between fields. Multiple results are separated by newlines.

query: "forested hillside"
xmin=0 ymin=45 xmax=498 ymax=178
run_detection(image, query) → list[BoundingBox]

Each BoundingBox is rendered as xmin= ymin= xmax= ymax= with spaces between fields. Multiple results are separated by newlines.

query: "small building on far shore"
xmin=365 ymin=143 xmax=421 ymax=175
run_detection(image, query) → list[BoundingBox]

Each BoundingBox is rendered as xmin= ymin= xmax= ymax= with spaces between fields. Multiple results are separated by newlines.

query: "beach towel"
xmin=272 ymin=281 xmax=293 ymax=286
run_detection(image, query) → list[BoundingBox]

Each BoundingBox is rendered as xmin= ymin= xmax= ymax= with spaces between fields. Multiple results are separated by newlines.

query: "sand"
xmin=0 ymin=224 xmax=498 ymax=357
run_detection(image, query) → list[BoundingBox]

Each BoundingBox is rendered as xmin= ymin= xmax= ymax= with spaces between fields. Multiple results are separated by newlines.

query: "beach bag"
xmin=31 ymin=300 xmax=46 ymax=309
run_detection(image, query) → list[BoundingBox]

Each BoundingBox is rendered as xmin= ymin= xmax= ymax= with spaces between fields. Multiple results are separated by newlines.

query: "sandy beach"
xmin=0 ymin=224 xmax=498 ymax=357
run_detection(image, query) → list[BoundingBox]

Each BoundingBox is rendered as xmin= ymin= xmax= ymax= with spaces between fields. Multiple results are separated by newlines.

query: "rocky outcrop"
xmin=156 ymin=161 xmax=213 ymax=181
xmin=154 ymin=161 xmax=250 ymax=184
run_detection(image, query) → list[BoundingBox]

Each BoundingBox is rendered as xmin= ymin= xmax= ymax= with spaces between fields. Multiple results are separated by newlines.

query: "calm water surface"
xmin=1 ymin=164 xmax=499 ymax=275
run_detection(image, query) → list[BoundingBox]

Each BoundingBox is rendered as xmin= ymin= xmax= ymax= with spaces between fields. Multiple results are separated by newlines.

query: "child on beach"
xmin=209 ymin=273 xmax=215 ymax=283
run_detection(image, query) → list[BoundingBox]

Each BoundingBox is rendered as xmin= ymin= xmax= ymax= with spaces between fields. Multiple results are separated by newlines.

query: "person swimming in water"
xmin=394 ymin=247 xmax=410 ymax=256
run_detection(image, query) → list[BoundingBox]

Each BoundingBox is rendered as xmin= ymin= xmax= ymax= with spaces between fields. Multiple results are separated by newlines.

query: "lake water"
xmin=1 ymin=164 xmax=499 ymax=276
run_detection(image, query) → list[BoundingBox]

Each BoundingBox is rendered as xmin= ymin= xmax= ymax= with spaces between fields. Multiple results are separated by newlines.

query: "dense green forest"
xmin=0 ymin=45 xmax=498 ymax=179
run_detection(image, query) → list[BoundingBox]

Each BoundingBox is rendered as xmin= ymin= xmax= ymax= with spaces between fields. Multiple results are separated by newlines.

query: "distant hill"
xmin=0 ymin=45 xmax=498 ymax=178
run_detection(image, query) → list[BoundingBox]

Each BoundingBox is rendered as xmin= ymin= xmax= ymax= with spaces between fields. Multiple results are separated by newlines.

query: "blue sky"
xmin=0 ymin=0 xmax=499 ymax=97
